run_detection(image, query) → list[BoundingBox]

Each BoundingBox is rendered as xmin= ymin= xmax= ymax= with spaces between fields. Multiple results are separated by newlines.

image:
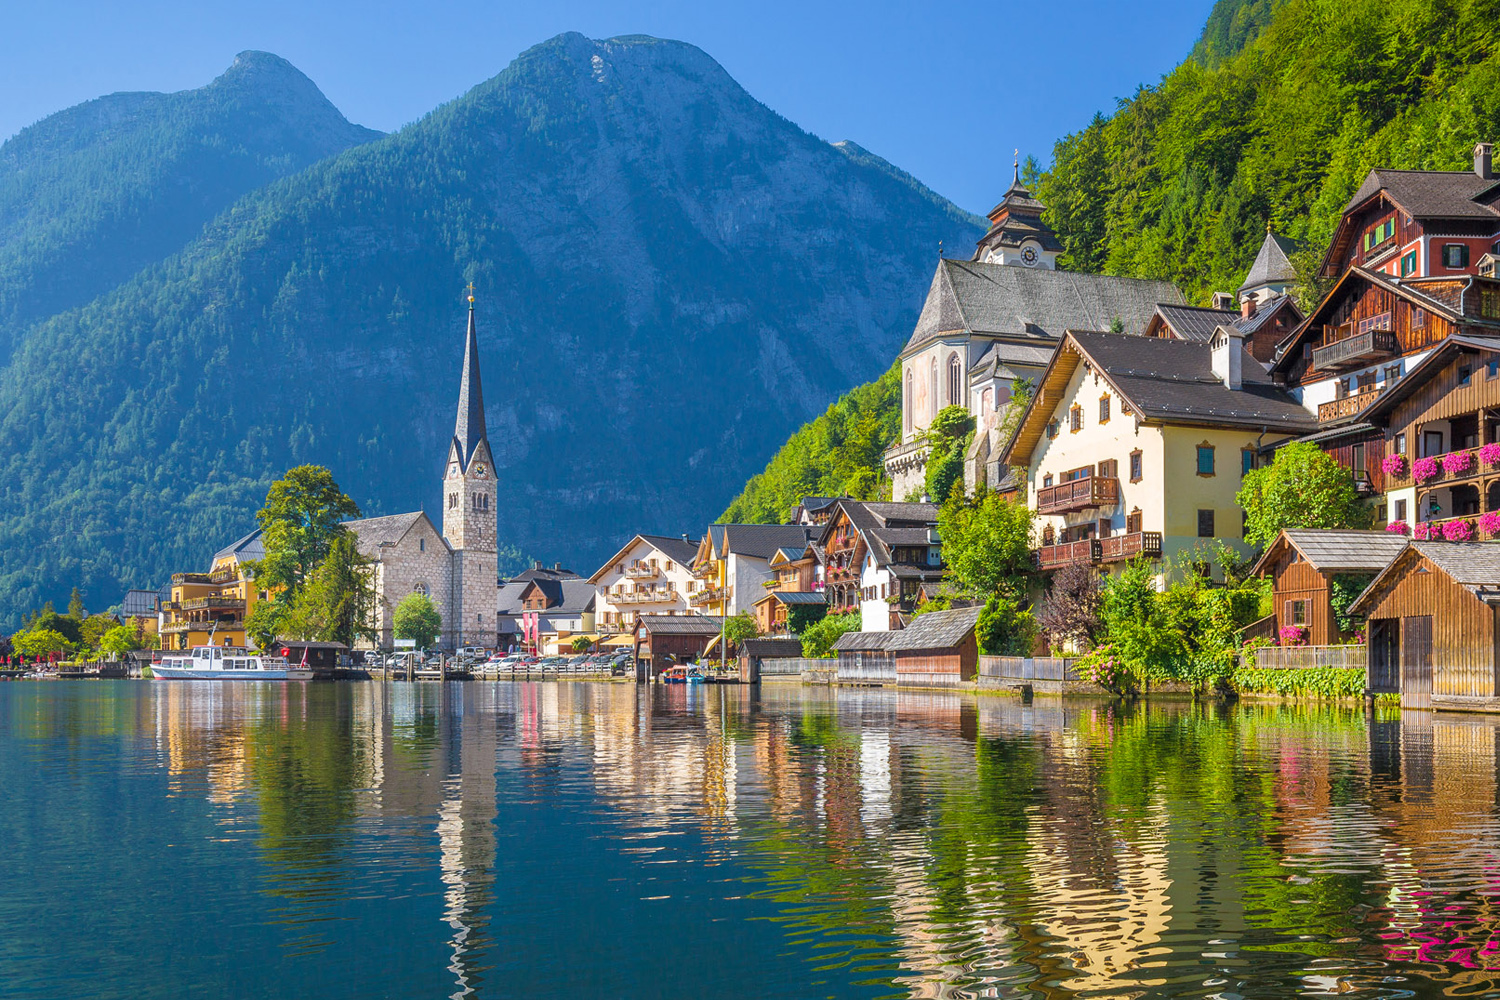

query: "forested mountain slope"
xmin=0 ymin=51 xmax=381 ymax=359
xmin=1039 ymin=0 xmax=1500 ymax=302
xmin=726 ymin=0 xmax=1500 ymax=523
xmin=0 ymin=33 xmax=981 ymax=625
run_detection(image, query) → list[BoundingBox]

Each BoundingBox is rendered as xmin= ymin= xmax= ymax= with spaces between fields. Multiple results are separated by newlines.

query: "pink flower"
xmin=1442 ymin=450 xmax=1474 ymax=475
xmin=1278 ymin=626 xmax=1307 ymax=646
xmin=1385 ymin=520 xmax=1410 ymax=535
xmin=1443 ymin=519 xmax=1476 ymax=542
xmin=1413 ymin=522 xmax=1433 ymax=540
xmin=1382 ymin=453 xmax=1408 ymax=477
xmin=1480 ymin=512 xmax=1500 ymax=536
xmin=1481 ymin=443 xmax=1500 ymax=467
xmin=1413 ymin=456 xmax=1440 ymax=484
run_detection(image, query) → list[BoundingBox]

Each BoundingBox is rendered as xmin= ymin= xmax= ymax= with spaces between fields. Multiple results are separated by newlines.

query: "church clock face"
xmin=448 ymin=462 xmax=459 ymax=477
xmin=474 ymin=464 xmax=487 ymax=477
xmin=1021 ymin=245 xmax=1040 ymax=267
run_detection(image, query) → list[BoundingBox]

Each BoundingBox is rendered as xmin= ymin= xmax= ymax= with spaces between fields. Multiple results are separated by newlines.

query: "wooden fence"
xmin=977 ymin=656 xmax=1082 ymax=682
xmin=1249 ymin=645 xmax=1366 ymax=671
xmin=837 ymin=652 xmax=896 ymax=685
xmin=759 ymin=657 xmax=827 ymax=677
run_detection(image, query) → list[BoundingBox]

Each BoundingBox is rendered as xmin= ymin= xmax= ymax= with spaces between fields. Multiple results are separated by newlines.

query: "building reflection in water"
xmin=113 ymin=679 xmax=1500 ymax=998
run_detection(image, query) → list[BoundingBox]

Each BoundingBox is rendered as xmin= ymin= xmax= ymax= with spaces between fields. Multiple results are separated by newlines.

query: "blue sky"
xmin=1 ymin=0 xmax=1214 ymax=215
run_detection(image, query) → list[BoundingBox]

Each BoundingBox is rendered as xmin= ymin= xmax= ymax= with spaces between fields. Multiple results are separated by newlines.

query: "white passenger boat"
xmin=151 ymin=645 xmax=314 ymax=681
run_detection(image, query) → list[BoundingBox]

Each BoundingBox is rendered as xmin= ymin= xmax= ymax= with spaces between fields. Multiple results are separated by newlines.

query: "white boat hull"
xmin=151 ymin=664 xmax=314 ymax=681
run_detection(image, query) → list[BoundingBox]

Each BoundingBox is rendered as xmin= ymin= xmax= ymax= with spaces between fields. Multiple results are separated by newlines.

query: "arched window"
xmin=981 ymin=388 xmax=993 ymax=416
xmin=948 ymin=353 xmax=962 ymax=406
xmin=929 ymin=358 xmax=939 ymax=419
xmin=904 ymin=368 xmax=913 ymax=433
xmin=413 ymin=582 xmax=428 ymax=597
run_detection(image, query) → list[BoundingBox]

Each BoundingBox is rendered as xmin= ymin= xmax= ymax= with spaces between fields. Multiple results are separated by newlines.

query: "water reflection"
xmin=11 ymin=683 xmax=1500 ymax=998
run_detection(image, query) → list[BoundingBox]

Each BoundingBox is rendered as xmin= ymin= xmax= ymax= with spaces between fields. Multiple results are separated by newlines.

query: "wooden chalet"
xmin=1251 ymin=529 xmax=1408 ymax=646
xmin=1350 ymin=541 xmax=1500 ymax=710
xmin=1319 ymin=147 xmax=1500 ymax=282
xmin=817 ymin=499 xmax=943 ymax=628
xmin=1142 ymin=292 xmax=1301 ymax=365
xmin=751 ymin=589 xmax=827 ymax=636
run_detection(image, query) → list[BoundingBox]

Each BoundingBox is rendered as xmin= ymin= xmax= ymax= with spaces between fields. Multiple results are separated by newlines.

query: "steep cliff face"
xmin=0 ymin=34 xmax=981 ymax=623
xmin=0 ymin=50 xmax=382 ymax=357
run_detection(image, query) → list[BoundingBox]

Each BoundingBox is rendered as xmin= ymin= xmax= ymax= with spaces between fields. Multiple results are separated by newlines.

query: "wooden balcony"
xmin=687 ymin=586 xmax=724 ymax=606
xmin=1097 ymin=531 xmax=1163 ymax=563
xmin=614 ymin=587 xmax=678 ymax=605
xmin=623 ymin=563 xmax=658 ymax=579
xmin=179 ymin=597 xmax=245 ymax=611
xmin=1311 ymin=328 xmax=1398 ymax=372
xmin=1036 ymin=540 xmax=1098 ymax=570
xmin=1318 ymin=387 xmax=1380 ymax=422
xmin=1035 ymin=475 xmax=1119 ymax=515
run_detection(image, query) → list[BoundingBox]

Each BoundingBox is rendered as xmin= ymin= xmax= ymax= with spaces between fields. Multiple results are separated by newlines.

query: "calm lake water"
xmin=2 ymin=682 xmax=1499 ymax=999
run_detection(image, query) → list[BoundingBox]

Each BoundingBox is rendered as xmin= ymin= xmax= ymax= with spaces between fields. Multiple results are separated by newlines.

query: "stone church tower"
xmin=443 ymin=293 xmax=498 ymax=648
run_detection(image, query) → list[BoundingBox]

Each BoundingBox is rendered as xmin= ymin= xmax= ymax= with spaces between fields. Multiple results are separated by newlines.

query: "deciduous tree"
xmin=937 ymin=491 xmax=1034 ymax=597
xmin=1237 ymin=442 xmax=1371 ymax=547
xmin=394 ymin=593 xmax=442 ymax=650
xmin=247 ymin=465 xmax=362 ymax=594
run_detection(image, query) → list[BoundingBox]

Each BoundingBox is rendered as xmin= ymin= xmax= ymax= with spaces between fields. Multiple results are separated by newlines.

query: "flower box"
xmin=1278 ymin=626 xmax=1307 ymax=647
xmin=1385 ymin=520 xmax=1410 ymax=535
xmin=1412 ymin=521 xmax=1433 ymax=540
xmin=1412 ymin=456 xmax=1440 ymax=484
xmin=1443 ymin=519 xmax=1476 ymax=542
xmin=1480 ymin=512 xmax=1500 ymax=537
xmin=1381 ymin=453 xmax=1408 ymax=478
xmin=1442 ymin=450 xmax=1474 ymax=475
xmin=1481 ymin=443 xmax=1500 ymax=467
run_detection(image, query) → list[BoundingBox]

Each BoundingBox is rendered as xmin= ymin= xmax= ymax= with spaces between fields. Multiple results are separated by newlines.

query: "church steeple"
xmin=452 ymin=287 xmax=488 ymax=472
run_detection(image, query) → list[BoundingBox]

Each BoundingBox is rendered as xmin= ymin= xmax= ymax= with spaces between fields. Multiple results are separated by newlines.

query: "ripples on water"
xmin=4 ymin=682 xmax=1500 ymax=999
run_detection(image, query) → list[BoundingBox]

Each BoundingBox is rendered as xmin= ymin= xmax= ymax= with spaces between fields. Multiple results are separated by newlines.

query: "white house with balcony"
xmin=589 ymin=534 xmax=702 ymax=632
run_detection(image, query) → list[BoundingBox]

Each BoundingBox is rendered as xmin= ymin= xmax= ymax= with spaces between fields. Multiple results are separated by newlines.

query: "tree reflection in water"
xmin=9 ymin=682 xmax=1500 ymax=998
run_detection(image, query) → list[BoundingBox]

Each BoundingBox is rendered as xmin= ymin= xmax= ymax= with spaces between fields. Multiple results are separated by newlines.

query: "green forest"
xmin=727 ymin=0 xmax=1500 ymax=520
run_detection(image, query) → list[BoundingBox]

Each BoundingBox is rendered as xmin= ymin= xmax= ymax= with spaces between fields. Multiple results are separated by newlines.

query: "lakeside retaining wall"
xmin=977 ymin=656 xmax=1090 ymax=694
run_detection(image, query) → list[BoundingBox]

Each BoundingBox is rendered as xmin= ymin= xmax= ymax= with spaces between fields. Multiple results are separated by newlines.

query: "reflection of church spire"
xmin=435 ymin=685 xmax=498 ymax=999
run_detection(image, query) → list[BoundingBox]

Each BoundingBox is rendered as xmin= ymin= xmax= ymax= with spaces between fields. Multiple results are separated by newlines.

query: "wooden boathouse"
xmin=1350 ymin=541 xmax=1500 ymax=709
xmin=1251 ymin=529 xmax=1409 ymax=646
xmin=831 ymin=606 xmax=981 ymax=688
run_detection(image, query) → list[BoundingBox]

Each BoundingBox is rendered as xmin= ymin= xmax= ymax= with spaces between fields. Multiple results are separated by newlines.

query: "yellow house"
xmin=1002 ymin=329 xmax=1319 ymax=582
xmin=159 ymin=529 xmax=267 ymax=650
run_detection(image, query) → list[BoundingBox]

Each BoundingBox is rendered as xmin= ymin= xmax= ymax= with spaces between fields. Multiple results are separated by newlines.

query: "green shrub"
xmin=1232 ymin=666 xmax=1364 ymax=698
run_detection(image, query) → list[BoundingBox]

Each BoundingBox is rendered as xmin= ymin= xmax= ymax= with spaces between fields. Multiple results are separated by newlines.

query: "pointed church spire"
xmin=453 ymin=287 xmax=488 ymax=470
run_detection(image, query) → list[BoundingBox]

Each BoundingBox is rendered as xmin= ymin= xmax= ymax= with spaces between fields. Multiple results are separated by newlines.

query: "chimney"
xmin=553 ymin=562 xmax=561 ymax=570
xmin=1241 ymin=296 xmax=1257 ymax=319
xmin=1476 ymin=142 xmax=1495 ymax=180
xmin=533 ymin=560 xmax=542 ymax=570
xmin=1211 ymin=325 xmax=1244 ymax=391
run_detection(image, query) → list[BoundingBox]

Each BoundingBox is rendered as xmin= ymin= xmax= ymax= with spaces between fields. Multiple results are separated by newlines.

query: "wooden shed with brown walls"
xmin=1350 ymin=542 xmax=1500 ymax=710
xmin=1251 ymin=529 xmax=1409 ymax=646
xmin=634 ymin=614 xmax=726 ymax=675
xmin=887 ymin=606 xmax=982 ymax=689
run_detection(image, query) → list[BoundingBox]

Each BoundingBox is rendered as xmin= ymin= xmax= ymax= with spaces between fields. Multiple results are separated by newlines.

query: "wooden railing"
xmin=1318 ymin=387 xmax=1380 ymax=422
xmin=687 ymin=586 xmax=724 ymax=606
xmin=1311 ymin=328 xmax=1398 ymax=371
xmin=623 ymin=563 xmax=658 ymax=579
xmin=1036 ymin=540 xmax=1098 ymax=569
xmin=1035 ymin=476 xmax=1118 ymax=515
xmin=179 ymin=597 xmax=245 ymax=611
xmin=1097 ymin=531 xmax=1163 ymax=563
xmin=615 ymin=587 xmax=679 ymax=604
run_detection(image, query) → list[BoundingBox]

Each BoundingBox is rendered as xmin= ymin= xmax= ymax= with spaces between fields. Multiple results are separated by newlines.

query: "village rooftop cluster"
xmin=56 ymin=143 xmax=1500 ymax=708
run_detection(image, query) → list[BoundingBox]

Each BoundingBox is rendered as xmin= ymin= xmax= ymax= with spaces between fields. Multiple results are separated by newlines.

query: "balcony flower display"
xmin=1443 ymin=519 xmax=1476 ymax=542
xmin=1381 ymin=453 xmax=1408 ymax=478
xmin=1278 ymin=626 xmax=1307 ymax=647
xmin=1442 ymin=450 xmax=1474 ymax=475
xmin=1482 ymin=443 xmax=1500 ymax=467
xmin=1384 ymin=520 xmax=1410 ymax=535
xmin=1481 ymin=512 xmax=1500 ymax=537
xmin=1412 ymin=521 xmax=1433 ymax=540
xmin=1412 ymin=456 xmax=1440 ymax=484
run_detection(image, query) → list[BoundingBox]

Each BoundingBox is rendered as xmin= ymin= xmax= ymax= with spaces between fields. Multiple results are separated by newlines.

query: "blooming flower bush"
xmin=1382 ymin=453 xmax=1408 ymax=478
xmin=1481 ymin=443 xmax=1500 ymax=467
xmin=1443 ymin=519 xmax=1476 ymax=541
xmin=1075 ymin=643 xmax=1138 ymax=697
xmin=1412 ymin=521 xmax=1433 ymax=540
xmin=1385 ymin=520 xmax=1410 ymax=535
xmin=1412 ymin=456 xmax=1440 ymax=484
xmin=1278 ymin=626 xmax=1307 ymax=647
xmin=1480 ymin=511 xmax=1500 ymax=536
xmin=1442 ymin=450 xmax=1474 ymax=475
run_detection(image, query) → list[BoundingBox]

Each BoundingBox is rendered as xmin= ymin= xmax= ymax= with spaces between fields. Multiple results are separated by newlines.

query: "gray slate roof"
xmin=497 ymin=569 xmax=594 ymax=615
xmin=1236 ymin=293 xmax=1300 ymax=336
xmin=822 ymin=500 xmax=942 ymax=572
xmin=904 ymin=259 xmax=1184 ymax=354
xmin=345 ymin=511 xmax=439 ymax=551
xmin=214 ymin=527 xmax=265 ymax=564
xmin=1238 ymin=231 xmax=1302 ymax=294
xmin=1281 ymin=530 xmax=1408 ymax=573
xmin=885 ymin=606 xmax=982 ymax=650
xmin=970 ymin=339 xmax=1057 ymax=372
xmin=710 ymin=524 xmax=816 ymax=560
xmin=1412 ymin=542 xmax=1500 ymax=589
xmin=120 ymin=589 xmax=159 ymax=616
xmin=1155 ymin=303 xmax=1242 ymax=343
xmin=741 ymin=638 xmax=804 ymax=658
xmin=638 ymin=534 xmax=701 ymax=566
xmin=1345 ymin=168 xmax=1500 ymax=220
xmin=638 ymin=614 xmax=725 ymax=635
xmin=760 ymin=590 xmax=829 ymax=606
xmin=832 ymin=630 xmax=897 ymax=652
xmin=1069 ymin=331 xmax=1318 ymax=433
